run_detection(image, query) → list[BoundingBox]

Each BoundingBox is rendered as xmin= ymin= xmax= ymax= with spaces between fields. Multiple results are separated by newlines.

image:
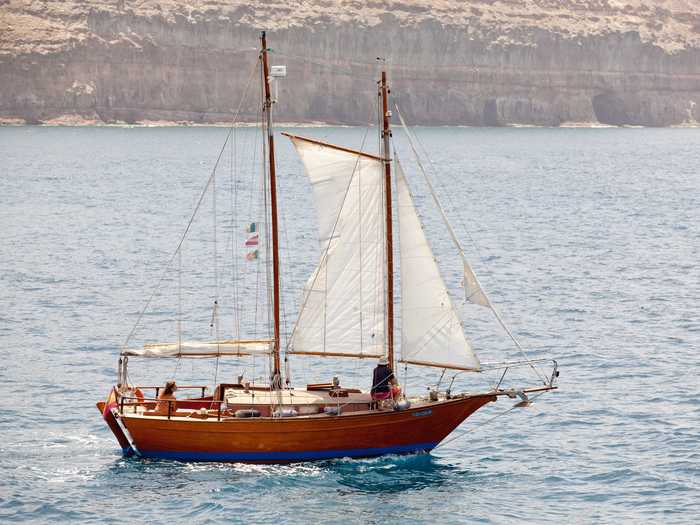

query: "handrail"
xmin=129 ymin=385 xmax=208 ymax=390
xmin=431 ymin=359 xmax=559 ymax=399
xmin=478 ymin=358 xmax=556 ymax=371
xmin=127 ymin=385 xmax=208 ymax=398
xmin=118 ymin=396 xmax=225 ymax=421
xmin=120 ymin=396 xmax=224 ymax=405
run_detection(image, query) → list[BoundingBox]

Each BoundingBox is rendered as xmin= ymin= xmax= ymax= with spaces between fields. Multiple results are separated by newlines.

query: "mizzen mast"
xmin=261 ymin=31 xmax=282 ymax=387
xmin=379 ymin=71 xmax=395 ymax=370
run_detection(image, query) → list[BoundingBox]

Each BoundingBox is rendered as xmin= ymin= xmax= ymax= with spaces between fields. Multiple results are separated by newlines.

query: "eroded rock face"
xmin=1 ymin=1 xmax=699 ymax=126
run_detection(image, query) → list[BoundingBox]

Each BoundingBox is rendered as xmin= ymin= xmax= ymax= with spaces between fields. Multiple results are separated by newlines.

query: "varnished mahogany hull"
xmin=117 ymin=395 xmax=496 ymax=463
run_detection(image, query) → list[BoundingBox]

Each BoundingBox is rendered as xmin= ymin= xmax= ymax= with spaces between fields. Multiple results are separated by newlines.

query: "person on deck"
xmin=371 ymin=357 xmax=400 ymax=402
xmin=154 ymin=380 xmax=177 ymax=415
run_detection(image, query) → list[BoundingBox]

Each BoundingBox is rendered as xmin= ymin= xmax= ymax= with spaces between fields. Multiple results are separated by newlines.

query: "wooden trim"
xmin=281 ymin=132 xmax=383 ymax=161
xmin=290 ymin=350 xmax=384 ymax=359
xmin=519 ymin=385 xmax=558 ymax=395
xmin=399 ymin=359 xmax=481 ymax=372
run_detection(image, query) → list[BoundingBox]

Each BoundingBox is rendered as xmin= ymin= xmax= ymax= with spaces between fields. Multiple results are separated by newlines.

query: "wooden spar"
xmin=261 ymin=32 xmax=282 ymax=386
xmin=398 ymin=359 xmax=481 ymax=372
xmin=380 ymin=71 xmax=395 ymax=370
xmin=281 ymin=132 xmax=383 ymax=161
xmin=289 ymin=350 xmax=386 ymax=359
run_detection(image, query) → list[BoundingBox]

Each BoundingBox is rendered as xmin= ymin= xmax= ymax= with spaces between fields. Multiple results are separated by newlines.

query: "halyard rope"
xmin=122 ymin=56 xmax=260 ymax=351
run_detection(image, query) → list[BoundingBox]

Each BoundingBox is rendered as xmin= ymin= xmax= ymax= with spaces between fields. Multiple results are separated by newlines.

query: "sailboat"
xmin=97 ymin=33 xmax=558 ymax=463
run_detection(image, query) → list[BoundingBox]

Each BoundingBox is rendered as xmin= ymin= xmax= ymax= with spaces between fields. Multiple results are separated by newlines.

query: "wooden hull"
xmin=97 ymin=389 xmax=136 ymax=457
xmin=116 ymin=395 xmax=496 ymax=463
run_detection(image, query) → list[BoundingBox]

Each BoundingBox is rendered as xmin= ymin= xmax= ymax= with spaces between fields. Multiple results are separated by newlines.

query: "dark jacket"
xmin=371 ymin=365 xmax=394 ymax=394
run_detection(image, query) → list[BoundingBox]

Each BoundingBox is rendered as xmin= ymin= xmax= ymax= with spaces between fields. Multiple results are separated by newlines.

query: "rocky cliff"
xmin=1 ymin=0 xmax=699 ymax=126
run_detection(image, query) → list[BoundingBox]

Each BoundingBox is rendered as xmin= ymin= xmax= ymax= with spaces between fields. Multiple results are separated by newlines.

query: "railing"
xmin=130 ymin=384 xmax=209 ymax=398
xmin=490 ymin=359 xmax=559 ymax=392
xmin=428 ymin=358 xmax=559 ymax=399
xmin=118 ymin=395 xmax=225 ymax=421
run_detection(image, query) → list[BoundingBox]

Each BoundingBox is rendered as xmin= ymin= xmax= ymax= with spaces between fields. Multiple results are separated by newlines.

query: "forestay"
xmin=286 ymin=135 xmax=386 ymax=357
xmin=396 ymin=162 xmax=481 ymax=371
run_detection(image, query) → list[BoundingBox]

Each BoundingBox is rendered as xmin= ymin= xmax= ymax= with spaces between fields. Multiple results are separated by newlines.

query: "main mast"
xmin=379 ymin=71 xmax=395 ymax=369
xmin=261 ymin=31 xmax=282 ymax=387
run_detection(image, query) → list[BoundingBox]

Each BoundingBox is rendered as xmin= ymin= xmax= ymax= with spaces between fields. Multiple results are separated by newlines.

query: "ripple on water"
xmin=1 ymin=127 xmax=699 ymax=524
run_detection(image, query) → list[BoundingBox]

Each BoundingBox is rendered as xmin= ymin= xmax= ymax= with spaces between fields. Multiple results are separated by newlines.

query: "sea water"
xmin=0 ymin=126 xmax=698 ymax=524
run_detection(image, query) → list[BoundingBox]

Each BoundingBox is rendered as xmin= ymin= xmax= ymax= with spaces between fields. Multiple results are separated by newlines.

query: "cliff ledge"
xmin=1 ymin=0 xmax=699 ymax=126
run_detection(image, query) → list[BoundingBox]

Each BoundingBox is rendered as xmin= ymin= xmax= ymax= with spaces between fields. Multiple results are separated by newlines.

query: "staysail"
xmin=285 ymin=134 xmax=386 ymax=357
xmin=396 ymin=162 xmax=481 ymax=371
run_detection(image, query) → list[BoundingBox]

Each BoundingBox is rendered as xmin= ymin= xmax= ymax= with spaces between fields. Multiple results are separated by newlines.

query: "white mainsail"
xmin=396 ymin=162 xmax=481 ymax=371
xmin=286 ymin=134 xmax=386 ymax=357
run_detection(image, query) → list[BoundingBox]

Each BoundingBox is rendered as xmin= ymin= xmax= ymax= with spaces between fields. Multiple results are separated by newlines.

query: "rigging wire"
xmin=435 ymin=391 xmax=548 ymax=450
xmin=211 ymin=139 xmax=223 ymax=388
xmin=121 ymin=55 xmax=259 ymax=352
xmin=246 ymin=119 xmax=262 ymax=390
xmin=394 ymin=105 xmax=547 ymax=385
xmin=259 ymin=59 xmax=275 ymax=386
xmin=281 ymin=101 xmax=377 ymax=390
xmin=254 ymin=57 xmax=273 ymax=390
xmin=393 ymin=151 xmax=409 ymax=396
xmin=377 ymin=72 xmax=388 ymax=358
xmin=245 ymin=95 xmax=263 ymax=349
xmin=284 ymin=123 xmax=373 ymax=352
xmin=178 ymin=247 xmax=183 ymax=350
xmin=172 ymin=246 xmax=183 ymax=381
xmin=229 ymin=105 xmax=241 ymax=341
xmin=277 ymin=187 xmax=297 ymax=386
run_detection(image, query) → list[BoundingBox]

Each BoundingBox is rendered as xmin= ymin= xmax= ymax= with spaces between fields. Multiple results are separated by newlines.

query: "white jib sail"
xmin=396 ymin=163 xmax=481 ymax=370
xmin=393 ymin=105 xmax=491 ymax=309
xmin=287 ymin=135 xmax=386 ymax=357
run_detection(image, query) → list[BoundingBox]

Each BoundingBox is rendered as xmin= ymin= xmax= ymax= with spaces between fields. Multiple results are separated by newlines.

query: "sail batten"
xmin=287 ymin=135 xmax=386 ymax=358
xmin=396 ymin=162 xmax=481 ymax=371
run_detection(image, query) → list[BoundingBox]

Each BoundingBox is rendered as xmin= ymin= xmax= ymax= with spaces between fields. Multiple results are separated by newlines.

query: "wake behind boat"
xmin=97 ymin=33 xmax=558 ymax=463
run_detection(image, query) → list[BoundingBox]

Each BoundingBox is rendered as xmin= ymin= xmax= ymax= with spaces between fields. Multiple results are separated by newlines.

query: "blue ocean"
xmin=1 ymin=126 xmax=698 ymax=524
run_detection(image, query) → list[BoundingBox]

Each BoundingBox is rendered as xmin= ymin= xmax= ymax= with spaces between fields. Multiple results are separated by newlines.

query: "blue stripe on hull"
xmin=137 ymin=442 xmax=439 ymax=462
